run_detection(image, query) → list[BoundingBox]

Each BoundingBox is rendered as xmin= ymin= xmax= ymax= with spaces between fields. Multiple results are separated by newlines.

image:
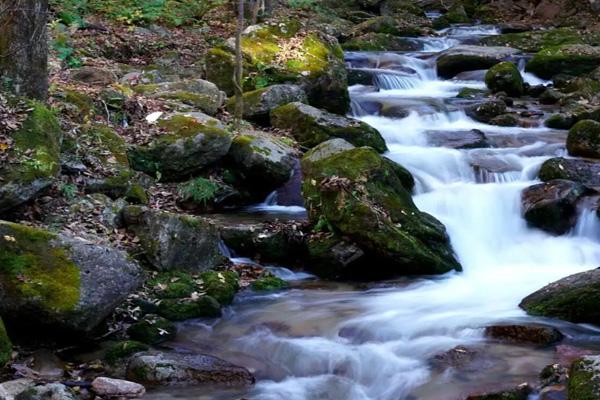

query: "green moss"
xmin=485 ymin=62 xmax=524 ymax=96
xmin=85 ymin=125 xmax=129 ymax=166
xmin=157 ymin=296 xmax=221 ymax=321
xmin=0 ymin=318 xmax=12 ymax=367
xmin=127 ymin=315 xmax=176 ymax=345
xmin=157 ymin=91 xmax=215 ymax=109
xmin=526 ymin=45 xmax=600 ymax=80
xmin=251 ymin=274 xmax=289 ymax=292
xmin=64 ymin=90 xmax=95 ymax=115
xmin=456 ymin=87 xmax=488 ymax=99
xmin=105 ymin=340 xmax=149 ymax=364
xmin=200 ymin=271 xmax=239 ymax=305
xmin=569 ymin=357 xmax=600 ymax=400
xmin=0 ymin=222 xmax=80 ymax=313
xmin=148 ymin=271 xmax=196 ymax=299
xmin=545 ymin=113 xmax=575 ymax=129
xmin=481 ymin=28 xmax=584 ymax=52
xmin=125 ymin=184 xmax=149 ymax=205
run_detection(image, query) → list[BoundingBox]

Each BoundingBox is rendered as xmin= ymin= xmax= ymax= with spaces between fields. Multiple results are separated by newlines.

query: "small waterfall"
xmin=374 ymin=73 xmax=420 ymax=90
xmin=246 ymin=191 xmax=306 ymax=215
xmin=572 ymin=208 xmax=600 ymax=240
xmin=518 ymin=58 xmax=550 ymax=86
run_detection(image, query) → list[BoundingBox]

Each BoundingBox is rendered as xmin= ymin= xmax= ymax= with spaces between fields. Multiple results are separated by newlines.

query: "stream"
xmin=146 ymin=24 xmax=600 ymax=400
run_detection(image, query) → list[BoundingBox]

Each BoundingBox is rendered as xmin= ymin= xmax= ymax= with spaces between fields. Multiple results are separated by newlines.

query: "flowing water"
xmin=147 ymin=25 xmax=600 ymax=400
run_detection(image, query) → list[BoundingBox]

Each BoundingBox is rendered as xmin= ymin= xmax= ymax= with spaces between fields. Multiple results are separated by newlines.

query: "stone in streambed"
xmin=301 ymin=139 xmax=461 ymax=279
xmin=520 ymin=268 xmax=600 ymax=324
xmin=436 ymin=45 xmax=521 ymax=79
xmin=425 ymin=129 xmax=490 ymax=149
xmin=568 ymin=355 xmax=600 ymax=399
xmin=526 ymin=45 xmax=600 ymax=80
xmin=271 ymin=102 xmax=387 ymax=152
xmin=567 ymin=120 xmax=600 ymax=159
xmin=485 ymin=62 xmax=524 ymax=97
xmin=465 ymin=100 xmax=507 ymax=123
xmin=466 ymin=383 xmax=533 ymax=400
xmin=92 ymin=377 xmax=145 ymax=398
xmin=521 ymin=179 xmax=589 ymax=235
xmin=484 ymin=325 xmax=563 ymax=345
xmin=0 ymin=221 xmax=143 ymax=333
xmin=538 ymin=157 xmax=600 ymax=187
xmin=127 ymin=351 xmax=254 ymax=386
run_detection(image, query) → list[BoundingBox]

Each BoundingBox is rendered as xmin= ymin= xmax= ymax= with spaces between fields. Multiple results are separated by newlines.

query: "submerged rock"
xmin=484 ymin=325 xmax=564 ymax=345
xmin=0 ymin=221 xmax=143 ymax=333
xmin=122 ymin=207 xmax=227 ymax=272
xmin=128 ymin=113 xmax=231 ymax=181
xmin=271 ymin=102 xmax=387 ymax=152
xmin=538 ymin=157 xmax=600 ymax=187
xmin=526 ymin=45 xmax=600 ymax=79
xmin=0 ymin=102 xmax=62 ymax=213
xmin=567 ymin=120 xmax=600 ymax=159
xmin=127 ymin=351 xmax=254 ymax=386
xmin=436 ymin=45 xmax=520 ymax=79
xmin=521 ymin=180 xmax=589 ymax=235
xmin=485 ymin=62 xmax=524 ymax=97
xmin=430 ymin=345 xmax=480 ymax=372
xmin=569 ymin=355 xmax=600 ymax=399
xmin=301 ymin=139 xmax=461 ymax=279
xmin=520 ymin=268 xmax=600 ymax=324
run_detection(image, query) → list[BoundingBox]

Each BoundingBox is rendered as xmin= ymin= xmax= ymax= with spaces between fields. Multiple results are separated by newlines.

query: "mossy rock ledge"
xmin=569 ymin=355 xmax=600 ymax=400
xmin=271 ymin=102 xmax=387 ymax=152
xmin=436 ymin=45 xmax=521 ymax=79
xmin=0 ymin=221 xmax=143 ymax=333
xmin=525 ymin=45 xmax=600 ymax=80
xmin=301 ymin=139 xmax=461 ymax=279
xmin=0 ymin=102 xmax=62 ymax=213
xmin=128 ymin=112 xmax=232 ymax=182
xmin=204 ymin=21 xmax=350 ymax=115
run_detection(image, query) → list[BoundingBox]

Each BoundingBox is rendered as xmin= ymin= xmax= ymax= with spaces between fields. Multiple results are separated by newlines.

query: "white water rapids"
xmin=147 ymin=26 xmax=600 ymax=400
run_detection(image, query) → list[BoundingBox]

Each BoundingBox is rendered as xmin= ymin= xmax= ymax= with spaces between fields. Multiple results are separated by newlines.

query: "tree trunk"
xmin=0 ymin=0 xmax=49 ymax=100
xmin=233 ymin=0 xmax=244 ymax=130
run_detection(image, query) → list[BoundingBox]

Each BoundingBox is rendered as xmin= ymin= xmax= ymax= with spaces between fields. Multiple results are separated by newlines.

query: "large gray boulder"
xmin=436 ymin=45 xmax=521 ymax=79
xmin=0 ymin=221 xmax=143 ymax=333
xmin=127 ymin=351 xmax=254 ymax=386
xmin=0 ymin=103 xmax=62 ymax=213
xmin=301 ymin=139 xmax=461 ymax=279
xmin=271 ymin=102 xmax=387 ymax=152
xmin=122 ymin=207 xmax=227 ymax=272
xmin=227 ymin=84 xmax=307 ymax=122
xmin=128 ymin=112 xmax=231 ymax=181
xmin=520 ymin=268 xmax=600 ymax=324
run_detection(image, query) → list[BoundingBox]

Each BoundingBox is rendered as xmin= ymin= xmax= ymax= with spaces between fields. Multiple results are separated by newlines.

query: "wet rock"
xmin=127 ymin=351 xmax=254 ymax=386
xmin=122 ymin=206 xmax=227 ymax=272
xmin=0 ymin=221 xmax=143 ymax=333
xmin=568 ymin=355 xmax=600 ymax=399
xmin=466 ymin=383 xmax=533 ymax=400
xmin=306 ymin=234 xmax=368 ymax=279
xmin=544 ymin=113 xmax=576 ymax=129
xmin=432 ymin=3 xmax=470 ymax=29
xmin=15 ymin=383 xmax=78 ymax=400
xmin=425 ymin=129 xmax=490 ymax=149
xmin=128 ymin=113 xmax=231 ymax=181
xmin=489 ymin=114 xmax=520 ymax=127
xmin=227 ymin=131 xmax=298 ymax=200
xmin=556 ymin=345 xmax=597 ymax=366
xmin=539 ymin=384 xmax=567 ymax=400
xmin=92 ymin=377 xmax=145 ymax=398
xmin=0 ymin=103 xmax=62 ymax=213
xmin=251 ymin=273 xmax=290 ymax=292
xmin=227 ymin=84 xmax=307 ymax=122
xmin=485 ymin=62 xmax=524 ymax=96
xmin=436 ymin=45 xmax=520 ymax=79
xmin=520 ymin=268 xmax=600 ymax=324
xmin=430 ymin=345 xmax=479 ymax=371
xmin=481 ymin=28 xmax=584 ymax=53
xmin=132 ymin=79 xmax=225 ymax=116
xmin=205 ymin=23 xmax=349 ymax=114
xmin=539 ymin=88 xmax=564 ymax=105
xmin=0 ymin=379 xmax=34 ymax=400
xmin=484 ymin=324 xmax=564 ymax=345
xmin=70 ymin=66 xmax=117 ymax=85
xmin=127 ymin=315 xmax=177 ymax=345
xmin=466 ymin=100 xmax=507 ymax=123
xmin=567 ymin=120 xmax=600 ymax=159
xmin=301 ymin=139 xmax=461 ymax=279
xmin=526 ymin=45 xmax=600 ymax=80
xmin=271 ymin=102 xmax=387 ymax=152
xmin=538 ymin=157 xmax=600 ymax=187
xmin=521 ymin=180 xmax=589 ymax=235
xmin=342 ymin=33 xmax=421 ymax=51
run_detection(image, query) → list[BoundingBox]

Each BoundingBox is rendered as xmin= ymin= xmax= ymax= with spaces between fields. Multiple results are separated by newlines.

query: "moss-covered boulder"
xmin=351 ymin=15 xmax=425 ymax=37
xmin=0 ymin=103 xmax=62 ymax=213
xmin=436 ymin=45 xmax=521 ymax=79
xmin=105 ymin=341 xmax=149 ymax=365
xmin=301 ymin=139 xmax=461 ymax=279
xmin=226 ymin=84 xmax=307 ymax=122
xmin=0 ymin=318 xmax=11 ymax=367
xmin=122 ymin=207 xmax=227 ymax=272
xmin=128 ymin=113 xmax=232 ymax=181
xmin=199 ymin=270 xmax=240 ymax=305
xmin=432 ymin=3 xmax=470 ymax=30
xmin=538 ymin=157 xmax=600 ymax=187
xmin=271 ymin=102 xmax=387 ymax=152
xmin=0 ymin=221 xmax=143 ymax=333
xmin=127 ymin=315 xmax=177 ymax=345
xmin=567 ymin=120 xmax=600 ymax=159
xmin=127 ymin=351 xmax=254 ymax=386
xmin=520 ymin=268 xmax=600 ymax=324
xmin=481 ymin=28 xmax=584 ymax=53
xmin=157 ymin=296 xmax=221 ymax=321
xmin=569 ymin=355 xmax=600 ymax=399
xmin=485 ymin=62 xmax=524 ymax=96
xmin=525 ymin=45 xmax=600 ymax=80
xmin=521 ymin=180 xmax=588 ymax=235
xmin=342 ymin=33 xmax=421 ymax=51
xmin=132 ymin=79 xmax=226 ymax=116
xmin=205 ymin=22 xmax=349 ymax=114
xmin=227 ymin=131 xmax=297 ymax=200
xmin=465 ymin=100 xmax=507 ymax=123
xmin=251 ymin=273 xmax=290 ymax=292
